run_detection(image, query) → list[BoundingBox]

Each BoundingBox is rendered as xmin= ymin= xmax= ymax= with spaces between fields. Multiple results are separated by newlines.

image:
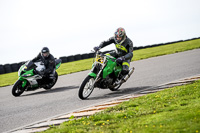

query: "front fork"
xmin=88 ymin=63 xmax=106 ymax=88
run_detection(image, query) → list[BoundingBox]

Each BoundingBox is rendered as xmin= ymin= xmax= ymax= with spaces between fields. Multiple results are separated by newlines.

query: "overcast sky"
xmin=0 ymin=0 xmax=200 ymax=64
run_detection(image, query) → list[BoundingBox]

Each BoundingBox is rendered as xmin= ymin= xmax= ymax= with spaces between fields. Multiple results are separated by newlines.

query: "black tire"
xmin=12 ymin=80 xmax=25 ymax=97
xmin=43 ymin=72 xmax=58 ymax=89
xmin=59 ymin=56 xmax=68 ymax=63
xmin=74 ymin=54 xmax=82 ymax=61
xmin=88 ymin=53 xmax=95 ymax=58
xmin=11 ymin=63 xmax=19 ymax=72
xmin=0 ymin=65 xmax=5 ymax=74
xmin=81 ymin=53 xmax=89 ymax=59
xmin=67 ymin=55 xmax=75 ymax=62
xmin=4 ymin=64 xmax=12 ymax=73
xmin=78 ymin=76 xmax=95 ymax=100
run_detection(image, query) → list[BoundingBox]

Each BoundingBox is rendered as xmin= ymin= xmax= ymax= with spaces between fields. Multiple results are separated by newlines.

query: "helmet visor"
xmin=42 ymin=52 xmax=49 ymax=58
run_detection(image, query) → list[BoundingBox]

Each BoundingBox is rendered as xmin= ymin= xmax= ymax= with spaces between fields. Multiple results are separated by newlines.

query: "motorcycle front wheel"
xmin=12 ymin=80 xmax=25 ymax=97
xmin=78 ymin=76 xmax=95 ymax=100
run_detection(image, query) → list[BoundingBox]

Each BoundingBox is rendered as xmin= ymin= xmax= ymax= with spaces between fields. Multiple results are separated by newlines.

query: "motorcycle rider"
xmin=32 ymin=47 xmax=56 ymax=79
xmin=94 ymin=27 xmax=133 ymax=80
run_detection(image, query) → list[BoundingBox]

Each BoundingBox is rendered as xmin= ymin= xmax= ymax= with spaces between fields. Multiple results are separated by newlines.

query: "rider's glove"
xmin=93 ymin=46 xmax=100 ymax=52
xmin=116 ymin=56 xmax=125 ymax=63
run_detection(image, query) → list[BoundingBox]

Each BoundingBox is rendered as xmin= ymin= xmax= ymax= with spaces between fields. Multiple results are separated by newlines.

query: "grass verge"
xmin=0 ymin=38 xmax=200 ymax=87
xmin=42 ymin=80 xmax=200 ymax=133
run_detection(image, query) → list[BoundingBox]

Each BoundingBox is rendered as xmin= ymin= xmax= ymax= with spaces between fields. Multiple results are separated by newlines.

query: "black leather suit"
xmin=32 ymin=53 xmax=55 ymax=76
xmin=99 ymin=36 xmax=133 ymax=75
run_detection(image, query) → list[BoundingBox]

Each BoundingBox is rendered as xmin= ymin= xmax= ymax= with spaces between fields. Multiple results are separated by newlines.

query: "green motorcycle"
xmin=78 ymin=50 xmax=134 ymax=100
xmin=12 ymin=59 xmax=61 ymax=97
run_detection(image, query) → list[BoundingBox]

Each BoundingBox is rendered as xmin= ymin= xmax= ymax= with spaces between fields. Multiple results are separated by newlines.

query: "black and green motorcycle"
xmin=78 ymin=50 xmax=134 ymax=100
xmin=12 ymin=59 xmax=61 ymax=97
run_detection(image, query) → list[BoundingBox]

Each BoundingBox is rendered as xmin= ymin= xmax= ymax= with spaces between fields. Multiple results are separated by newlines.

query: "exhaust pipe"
xmin=123 ymin=67 xmax=135 ymax=81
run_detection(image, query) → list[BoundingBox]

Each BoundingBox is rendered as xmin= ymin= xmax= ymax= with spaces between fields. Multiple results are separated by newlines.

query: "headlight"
xmin=22 ymin=74 xmax=31 ymax=77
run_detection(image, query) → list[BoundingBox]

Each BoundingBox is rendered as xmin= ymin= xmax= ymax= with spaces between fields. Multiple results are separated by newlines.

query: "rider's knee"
xmin=49 ymin=69 xmax=56 ymax=79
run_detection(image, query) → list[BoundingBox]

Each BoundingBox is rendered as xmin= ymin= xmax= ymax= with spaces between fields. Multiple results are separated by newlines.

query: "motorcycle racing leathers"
xmin=99 ymin=36 xmax=133 ymax=76
xmin=32 ymin=53 xmax=55 ymax=78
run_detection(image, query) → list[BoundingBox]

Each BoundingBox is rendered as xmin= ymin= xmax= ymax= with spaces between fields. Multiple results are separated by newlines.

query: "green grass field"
xmin=42 ymin=80 xmax=200 ymax=133
xmin=0 ymin=38 xmax=200 ymax=87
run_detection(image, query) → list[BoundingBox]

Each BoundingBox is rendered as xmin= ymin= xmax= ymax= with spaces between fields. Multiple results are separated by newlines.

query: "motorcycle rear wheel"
xmin=108 ymin=78 xmax=122 ymax=91
xmin=78 ymin=76 xmax=95 ymax=100
xmin=109 ymin=83 xmax=121 ymax=91
xmin=12 ymin=80 xmax=25 ymax=97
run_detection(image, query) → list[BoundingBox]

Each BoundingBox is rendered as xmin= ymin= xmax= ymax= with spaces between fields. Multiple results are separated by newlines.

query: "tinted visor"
xmin=42 ymin=52 xmax=49 ymax=58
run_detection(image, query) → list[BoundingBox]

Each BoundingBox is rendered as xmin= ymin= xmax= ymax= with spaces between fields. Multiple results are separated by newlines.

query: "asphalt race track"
xmin=0 ymin=49 xmax=200 ymax=133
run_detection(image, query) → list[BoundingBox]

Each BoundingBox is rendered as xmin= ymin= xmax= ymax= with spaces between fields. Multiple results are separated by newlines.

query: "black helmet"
xmin=41 ymin=47 xmax=50 ymax=58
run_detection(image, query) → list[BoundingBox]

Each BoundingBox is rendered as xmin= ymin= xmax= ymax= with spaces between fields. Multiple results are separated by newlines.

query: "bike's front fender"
xmin=88 ymin=72 xmax=97 ymax=79
xmin=18 ymin=78 xmax=28 ymax=88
